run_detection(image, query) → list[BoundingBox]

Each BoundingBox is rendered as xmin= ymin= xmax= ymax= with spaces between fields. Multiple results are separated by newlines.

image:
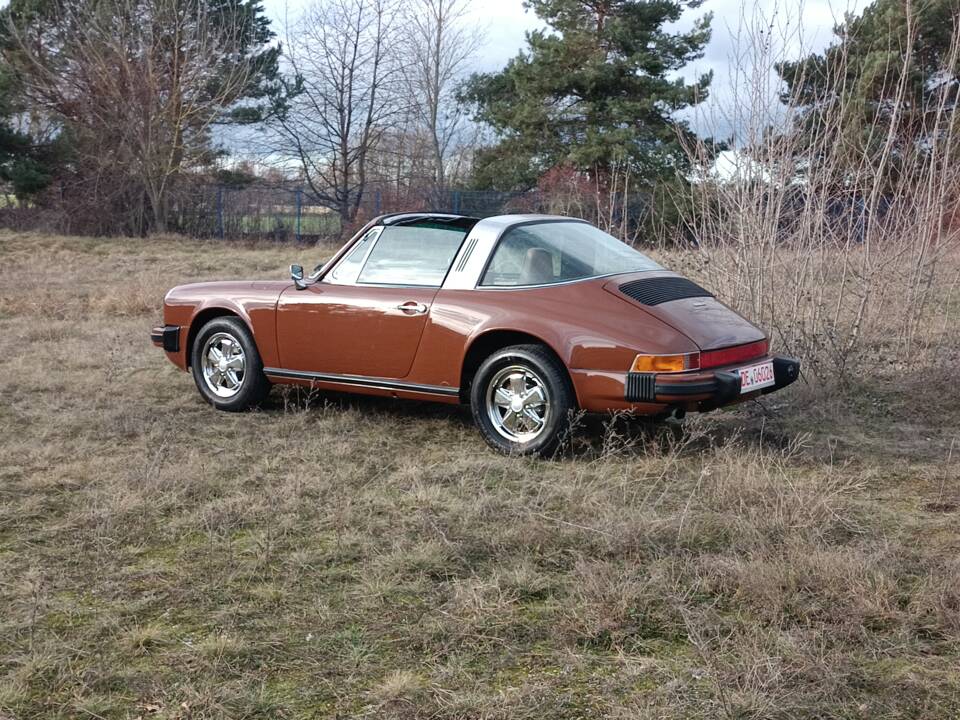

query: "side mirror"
xmin=290 ymin=264 xmax=307 ymax=290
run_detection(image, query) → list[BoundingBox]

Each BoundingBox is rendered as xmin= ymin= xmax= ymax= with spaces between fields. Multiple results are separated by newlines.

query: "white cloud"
xmin=260 ymin=0 xmax=866 ymax=138
xmin=671 ymin=0 xmax=868 ymax=139
xmin=261 ymin=0 xmax=545 ymax=72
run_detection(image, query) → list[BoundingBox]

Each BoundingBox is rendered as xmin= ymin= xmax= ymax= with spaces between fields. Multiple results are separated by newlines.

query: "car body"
xmin=152 ymin=213 xmax=800 ymax=454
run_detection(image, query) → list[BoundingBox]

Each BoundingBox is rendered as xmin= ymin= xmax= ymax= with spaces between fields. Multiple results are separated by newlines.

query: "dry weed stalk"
xmin=673 ymin=3 xmax=960 ymax=381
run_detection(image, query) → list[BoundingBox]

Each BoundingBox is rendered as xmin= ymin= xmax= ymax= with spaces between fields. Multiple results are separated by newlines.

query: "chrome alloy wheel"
xmin=200 ymin=332 xmax=246 ymax=398
xmin=486 ymin=364 xmax=551 ymax=443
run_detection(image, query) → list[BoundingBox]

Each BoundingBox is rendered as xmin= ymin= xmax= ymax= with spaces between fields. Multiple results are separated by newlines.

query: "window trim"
xmin=323 ymin=227 xmax=383 ymax=286
xmin=474 ymin=269 xmax=652 ymax=291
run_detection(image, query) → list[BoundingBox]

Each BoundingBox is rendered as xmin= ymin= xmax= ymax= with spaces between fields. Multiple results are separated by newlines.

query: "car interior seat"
xmin=519 ymin=247 xmax=554 ymax=285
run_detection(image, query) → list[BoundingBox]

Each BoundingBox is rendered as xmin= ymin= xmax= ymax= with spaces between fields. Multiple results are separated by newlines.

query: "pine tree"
xmin=777 ymin=0 xmax=960 ymax=169
xmin=0 ymin=56 xmax=56 ymax=199
xmin=462 ymin=0 xmax=712 ymax=190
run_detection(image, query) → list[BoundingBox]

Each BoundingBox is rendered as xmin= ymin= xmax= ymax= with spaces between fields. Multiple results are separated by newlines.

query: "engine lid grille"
xmin=619 ymin=276 xmax=713 ymax=306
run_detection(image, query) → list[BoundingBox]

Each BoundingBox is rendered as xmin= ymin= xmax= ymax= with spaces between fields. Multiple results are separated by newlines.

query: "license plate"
xmin=738 ymin=360 xmax=775 ymax=393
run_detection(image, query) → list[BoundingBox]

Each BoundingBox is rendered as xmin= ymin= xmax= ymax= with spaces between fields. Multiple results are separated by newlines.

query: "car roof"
xmin=376 ymin=212 xmax=587 ymax=232
xmin=478 ymin=214 xmax=587 ymax=228
xmin=378 ymin=212 xmax=479 ymax=229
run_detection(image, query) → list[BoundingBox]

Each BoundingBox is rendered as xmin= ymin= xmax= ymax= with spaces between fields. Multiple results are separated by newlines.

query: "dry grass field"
xmin=1 ymin=230 xmax=959 ymax=719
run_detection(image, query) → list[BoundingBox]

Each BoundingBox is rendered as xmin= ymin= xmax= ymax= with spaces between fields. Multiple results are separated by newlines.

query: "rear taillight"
xmin=700 ymin=340 xmax=769 ymax=369
xmin=630 ymin=352 xmax=701 ymax=373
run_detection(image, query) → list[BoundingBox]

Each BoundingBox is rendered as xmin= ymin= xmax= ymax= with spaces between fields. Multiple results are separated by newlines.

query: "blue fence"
xmin=172 ymin=184 xmax=541 ymax=242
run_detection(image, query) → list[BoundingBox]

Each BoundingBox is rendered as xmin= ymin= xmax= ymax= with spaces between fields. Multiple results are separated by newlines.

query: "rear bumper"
xmin=625 ymin=355 xmax=800 ymax=408
xmin=150 ymin=325 xmax=181 ymax=353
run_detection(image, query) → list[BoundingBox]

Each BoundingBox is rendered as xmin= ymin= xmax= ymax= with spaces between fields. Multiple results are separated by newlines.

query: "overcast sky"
xmin=262 ymin=0 xmax=865 ymax=71
xmin=261 ymin=0 xmax=866 ymax=140
xmin=0 ymin=0 xmax=868 ymax=142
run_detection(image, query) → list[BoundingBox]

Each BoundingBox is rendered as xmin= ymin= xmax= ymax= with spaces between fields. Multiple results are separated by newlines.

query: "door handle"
xmin=397 ymin=301 xmax=428 ymax=315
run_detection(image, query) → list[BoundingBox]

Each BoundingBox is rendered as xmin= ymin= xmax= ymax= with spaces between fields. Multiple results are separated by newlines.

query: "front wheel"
xmin=470 ymin=344 xmax=575 ymax=456
xmin=190 ymin=317 xmax=271 ymax=411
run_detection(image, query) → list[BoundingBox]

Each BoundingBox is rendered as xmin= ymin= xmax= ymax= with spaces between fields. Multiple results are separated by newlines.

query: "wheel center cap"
xmin=218 ymin=359 xmax=228 ymax=372
xmin=510 ymin=397 xmax=524 ymax=413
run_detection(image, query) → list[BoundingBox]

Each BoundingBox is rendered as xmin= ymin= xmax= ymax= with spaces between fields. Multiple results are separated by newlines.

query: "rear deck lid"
xmin=603 ymin=272 xmax=766 ymax=351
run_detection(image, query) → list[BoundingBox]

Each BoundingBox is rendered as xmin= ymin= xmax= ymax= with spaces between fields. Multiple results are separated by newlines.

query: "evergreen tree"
xmin=777 ymin=0 xmax=960 ymax=167
xmin=462 ymin=0 xmax=712 ymax=190
xmin=0 ymin=57 xmax=56 ymax=199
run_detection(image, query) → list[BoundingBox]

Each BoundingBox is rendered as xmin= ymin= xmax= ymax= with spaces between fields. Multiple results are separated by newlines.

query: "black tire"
xmin=470 ymin=344 xmax=576 ymax=456
xmin=190 ymin=316 xmax=271 ymax=411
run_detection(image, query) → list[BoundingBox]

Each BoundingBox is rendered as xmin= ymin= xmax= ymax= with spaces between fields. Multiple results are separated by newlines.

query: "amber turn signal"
xmin=630 ymin=353 xmax=701 ymax=373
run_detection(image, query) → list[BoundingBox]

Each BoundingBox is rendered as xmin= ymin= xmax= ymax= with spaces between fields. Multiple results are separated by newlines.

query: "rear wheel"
xmin=470 ymin=344 xmax=575 ymax=456
xmin=190 ymin=317 xmax=270 ymax=411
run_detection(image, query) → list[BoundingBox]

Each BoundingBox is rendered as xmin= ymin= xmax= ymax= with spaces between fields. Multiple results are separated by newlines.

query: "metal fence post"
xmin=216 ymin=186 xmax=225 ymax=239
xmin=375 ymin=189 xmax=382 ymax=215
xmin=453 ymin=191 xmax=462 ymax=214
xmin=295 ymin=187 xmax=303 ymax=243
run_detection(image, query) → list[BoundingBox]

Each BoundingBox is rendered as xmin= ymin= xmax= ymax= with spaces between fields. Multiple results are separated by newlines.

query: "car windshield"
xmin=479 ymin=221 xmax=662 ymax=287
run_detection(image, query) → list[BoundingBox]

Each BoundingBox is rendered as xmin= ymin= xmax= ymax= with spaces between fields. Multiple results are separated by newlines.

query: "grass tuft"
xmin=0 ymin=231 xmax=958 ymax=717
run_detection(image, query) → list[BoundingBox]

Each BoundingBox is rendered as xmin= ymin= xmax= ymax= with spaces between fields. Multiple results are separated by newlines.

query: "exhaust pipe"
xmin=666 ymin=406 xmax=686 ymax=422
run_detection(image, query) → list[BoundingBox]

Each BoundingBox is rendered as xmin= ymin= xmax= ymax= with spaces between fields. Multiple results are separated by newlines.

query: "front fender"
xmin=162 ymin=281 xmax=288 ymax=370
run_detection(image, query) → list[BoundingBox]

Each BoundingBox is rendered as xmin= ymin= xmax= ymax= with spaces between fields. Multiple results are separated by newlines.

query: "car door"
xmin=276 ymin=223 xmax=467 ymax=379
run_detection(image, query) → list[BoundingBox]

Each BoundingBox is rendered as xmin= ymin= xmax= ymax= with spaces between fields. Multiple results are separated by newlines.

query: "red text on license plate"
xmin=738 ymin=361 xmax=775 ymax=393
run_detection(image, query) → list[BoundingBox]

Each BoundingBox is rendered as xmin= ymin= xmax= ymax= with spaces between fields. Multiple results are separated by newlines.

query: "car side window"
xmin=357 ymin=224 xmax=467 ymax=287
xmin=481 ymin=229 xmax=557 ymax=286
xmin=480 ymin=221 xmax=661 ymax=287
xmin=326 ymin=228 xmax=380 ymax=284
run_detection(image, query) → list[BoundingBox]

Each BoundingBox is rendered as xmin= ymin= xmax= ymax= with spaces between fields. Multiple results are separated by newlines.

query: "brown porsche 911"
xmin=152 ymin=213 xmax=800 ymax=455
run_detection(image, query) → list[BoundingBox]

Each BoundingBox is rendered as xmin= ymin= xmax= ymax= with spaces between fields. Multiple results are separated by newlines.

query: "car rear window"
xmin=358 ymin=224 xmax=468 ymax=286
xmin=480 ymin=221 xmax=661 ymax=287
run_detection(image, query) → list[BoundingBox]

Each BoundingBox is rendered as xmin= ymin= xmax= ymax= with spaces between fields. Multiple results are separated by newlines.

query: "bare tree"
xmin=271 ymin=0 xmax=402 ymax=227
xmin=5 ymin=0 xmax=258 ymax=233
xmin=673 ymin=3 xmax=960 ymax=379
xmin=399 ymin=0 xmax=483 ymax=192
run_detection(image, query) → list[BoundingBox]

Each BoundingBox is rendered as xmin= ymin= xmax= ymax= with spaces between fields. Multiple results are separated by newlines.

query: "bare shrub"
xmin=669 ymin=4 xmax=960 ymax=381
xmin=5 ymin=0 xmax=258 ymax=234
